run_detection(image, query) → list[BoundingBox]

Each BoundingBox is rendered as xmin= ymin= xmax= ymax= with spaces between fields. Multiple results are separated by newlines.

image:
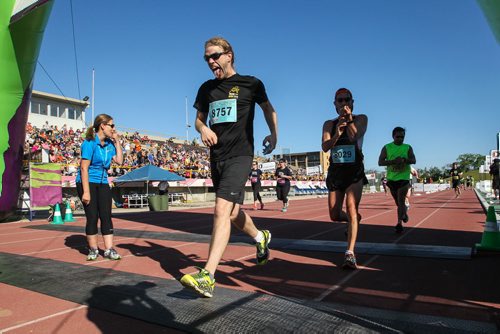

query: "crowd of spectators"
xmin=24 ymin=122 xmax=211 ymax=179
xmin=24 ymin=122 xmax=326 ymax=181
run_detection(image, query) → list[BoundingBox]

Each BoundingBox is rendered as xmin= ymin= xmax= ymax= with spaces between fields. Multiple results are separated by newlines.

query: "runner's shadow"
xmin=86 ymin=281 xmax=182 ymax=333
xmin=64 ymin=234 xmax=88 ymax=255
xmin=118 ymin=241 xmax=202 ymax=280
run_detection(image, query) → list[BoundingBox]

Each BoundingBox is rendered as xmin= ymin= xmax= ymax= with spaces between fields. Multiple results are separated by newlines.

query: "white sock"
xmin=345 ymin=250 xmax=354 ymax=255
xmin=254 ymin=231 xmax=264 ymax=243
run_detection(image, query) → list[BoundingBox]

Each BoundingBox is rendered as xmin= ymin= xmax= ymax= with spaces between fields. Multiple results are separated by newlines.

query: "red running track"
xmin=0 ymin=189 xmax=498 ymax=332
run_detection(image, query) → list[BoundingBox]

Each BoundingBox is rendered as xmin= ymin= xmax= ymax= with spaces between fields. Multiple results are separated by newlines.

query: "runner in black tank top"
xmin=321 ymin=88 xmax=368 ymax=270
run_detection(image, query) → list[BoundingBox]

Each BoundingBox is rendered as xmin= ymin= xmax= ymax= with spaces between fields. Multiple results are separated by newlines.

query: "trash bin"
xmin=148 ymin=195 xmax=161 ymax=211
xmin=159 ymin=195 xmax=169 ymax=211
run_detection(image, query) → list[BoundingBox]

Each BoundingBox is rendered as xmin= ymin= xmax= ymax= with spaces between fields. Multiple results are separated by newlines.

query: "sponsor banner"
xmin=306 ymin=165 xmax=322 ymax=176
xmin=413 ymin=183 xmax=450 ymax=192
xmin=30 ymin=163 xmax=62 ymax=208
xmin=61 ymin=177 xmax=329 ymax=190
xmin=258 ymin=161 xmax=276 ymax=173
xmin=365 ymin=173 xmax=376 ymax=180
xmin=491 ymin=149 xmax=499 ymax=161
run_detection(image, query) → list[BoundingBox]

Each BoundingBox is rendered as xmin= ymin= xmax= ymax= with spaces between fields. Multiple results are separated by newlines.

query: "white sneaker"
xmin=104 ymin=248 xmax=121 ymax=260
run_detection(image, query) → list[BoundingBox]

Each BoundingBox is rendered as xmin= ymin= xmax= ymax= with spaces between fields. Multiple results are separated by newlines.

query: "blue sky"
xmin=33 ymin=0 xmax=500 ymax=171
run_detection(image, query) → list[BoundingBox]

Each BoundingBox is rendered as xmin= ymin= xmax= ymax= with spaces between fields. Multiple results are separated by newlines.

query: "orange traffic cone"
xmin=63 ymin=201 xmax=75 ymax=222
xmin=475 ymin=206 xmax=500 ymax=252
xmin=51 ymin=203 xmax=64 ymax=224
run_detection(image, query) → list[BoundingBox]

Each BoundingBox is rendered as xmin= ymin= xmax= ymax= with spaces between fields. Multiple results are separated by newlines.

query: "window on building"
xmin=68 ymin=107 xmax=76 ymax=120
xmin=60 ymin=107 xmax=67 ymax=118
xmin=50 ymin=105 xmax=59 ymax=117
xmin=31 ymin=102 xmax=40 ymax=114
xmin=39 ymin=103 xmax=48 ymax=115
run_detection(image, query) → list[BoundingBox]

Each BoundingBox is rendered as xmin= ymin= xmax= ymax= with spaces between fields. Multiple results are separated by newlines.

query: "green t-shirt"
xmin=385 ymin=142 xmax=411 ymax=181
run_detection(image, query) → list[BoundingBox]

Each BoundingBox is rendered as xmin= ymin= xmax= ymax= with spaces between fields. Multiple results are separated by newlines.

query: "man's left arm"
xmin=407 ymin=146 xmax=416 ymax=165
xmin=259 ymin=100 xmax=278 ymax=153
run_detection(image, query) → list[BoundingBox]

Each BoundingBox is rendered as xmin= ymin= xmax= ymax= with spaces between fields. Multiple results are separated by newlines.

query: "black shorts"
xmin=493 ymin=177 xmax=500 ymax=190
xmin=387 ymin=180 xmax=410 ymax=192
xmin=326 ymin=164 xmax=368 ymax=192
xmin=452 ymin=179 xmax=461 ymax=189
xmin=211 ymin=156 xmax=252 ymax=204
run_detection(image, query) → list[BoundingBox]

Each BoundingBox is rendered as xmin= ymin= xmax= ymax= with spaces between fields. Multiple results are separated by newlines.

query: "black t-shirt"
xmin=490 ymin=162 xmax=499 ymax=177
xmin=249 ymin=169 xmax=263 ymax=183
xmin=275 ymin=167 xmax=292 ymax=186
xmin=194 ymin=74 xmax=268 ymax=161
xmin=451 ymin=168 xmax=460 ymax=180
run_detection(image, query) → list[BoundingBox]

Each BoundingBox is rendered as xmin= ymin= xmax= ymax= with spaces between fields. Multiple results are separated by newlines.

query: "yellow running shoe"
xmin=180 ymin=267 xmax=215 ymax=298
xmin=256 ymin=230 xmax=271 ymax=265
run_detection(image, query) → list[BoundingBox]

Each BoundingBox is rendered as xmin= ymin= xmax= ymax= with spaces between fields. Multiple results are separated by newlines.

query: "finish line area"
xmin=0 ymin=190 xmax=498 ymax=333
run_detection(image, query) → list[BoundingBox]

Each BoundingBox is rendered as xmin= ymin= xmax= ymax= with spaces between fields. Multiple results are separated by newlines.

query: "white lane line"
xmin=314 ymin=193 xmax=453 ymax=302
xmin=0 ymin=305 xmax=87 ymax=333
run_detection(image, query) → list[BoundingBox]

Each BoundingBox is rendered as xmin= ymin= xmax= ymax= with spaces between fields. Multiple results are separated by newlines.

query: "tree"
xmin=456 ymin=153 xmax=484 ymax=171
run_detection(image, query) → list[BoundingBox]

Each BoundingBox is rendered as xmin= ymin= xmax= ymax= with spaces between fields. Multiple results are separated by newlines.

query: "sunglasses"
xmin=336 ymin=97 xmax=352 ymax=103
xmin=104 ymin=123 xmax=115 ymax=129
xmin=204 ymin=52 xmax=227 ymax=62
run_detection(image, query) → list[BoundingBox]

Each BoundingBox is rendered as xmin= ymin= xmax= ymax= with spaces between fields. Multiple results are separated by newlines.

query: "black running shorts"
xmin=326 ymin=164 xmax=368 ymax=192
xmin=211 ymin=156 xmax=253 ymax=204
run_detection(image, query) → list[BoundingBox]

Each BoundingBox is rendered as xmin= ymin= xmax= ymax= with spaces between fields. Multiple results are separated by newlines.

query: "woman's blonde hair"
xmin=85 ymin=114 xmax=113 ymax=140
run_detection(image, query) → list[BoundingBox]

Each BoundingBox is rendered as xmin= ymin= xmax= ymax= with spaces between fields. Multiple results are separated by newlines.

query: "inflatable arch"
xmin=0 ymin=0 xmax=53 ymax=220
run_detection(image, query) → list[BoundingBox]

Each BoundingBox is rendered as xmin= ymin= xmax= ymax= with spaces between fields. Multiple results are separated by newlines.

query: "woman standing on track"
xmin=76 ymin=114 xmax=123 ymax=261
xmin=321 ymin=88 xmax=368 ymax=269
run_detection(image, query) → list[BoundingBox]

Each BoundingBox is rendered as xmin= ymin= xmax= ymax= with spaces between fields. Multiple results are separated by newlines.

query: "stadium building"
xmin=29 ymin=90 xmax=89 ymax=130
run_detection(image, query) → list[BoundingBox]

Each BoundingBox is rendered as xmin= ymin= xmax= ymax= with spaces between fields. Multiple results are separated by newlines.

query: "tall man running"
xmin=180 ymin=37 xmax=278 ymax=298
xmin=378 ymin=127 xmax=416 ymax=233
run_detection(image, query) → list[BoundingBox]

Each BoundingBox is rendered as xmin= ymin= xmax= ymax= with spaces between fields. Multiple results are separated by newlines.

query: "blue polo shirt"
xmin=76 ymin=136 xmax=116 ymax=184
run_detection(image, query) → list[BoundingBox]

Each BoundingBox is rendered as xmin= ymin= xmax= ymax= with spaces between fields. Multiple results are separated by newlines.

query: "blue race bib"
xmin=209 ymin=99 xmax=237 ymax=125
xmin=331 ymin=145 xmax=355 ymax=164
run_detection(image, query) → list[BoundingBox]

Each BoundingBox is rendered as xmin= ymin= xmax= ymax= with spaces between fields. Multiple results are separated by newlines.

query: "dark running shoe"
xmin=395 ymin=223 xmax=403 ymax=233
xmin=402 ymin=213 xmax=409 ymax=223
xmin=342 ymin=252 xmax=358 ymax=270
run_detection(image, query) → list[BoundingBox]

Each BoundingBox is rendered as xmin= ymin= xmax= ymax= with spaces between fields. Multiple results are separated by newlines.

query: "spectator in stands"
xmin=180 ymin=36 xmax=278 ymax=298
xmin=76 ymin=114 xmax=123 ymax=261
xmin=378 ymin=127 xmax=416 ymax=234
xmin=275 ymin=159 xmax=293 ymax=212
xmin=322 ymin=88 xmax=368 ymax=270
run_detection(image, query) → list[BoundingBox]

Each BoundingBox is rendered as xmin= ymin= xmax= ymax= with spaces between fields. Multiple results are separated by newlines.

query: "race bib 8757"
xmin=331 ymin=145 xmax=355 ymax=164
xmin=209 ymin=99 xmax=237 ymax=125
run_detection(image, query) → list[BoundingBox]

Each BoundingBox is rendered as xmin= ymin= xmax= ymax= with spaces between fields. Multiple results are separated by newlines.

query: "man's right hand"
xmin=201 ymin=126 xmax=218 ymax=147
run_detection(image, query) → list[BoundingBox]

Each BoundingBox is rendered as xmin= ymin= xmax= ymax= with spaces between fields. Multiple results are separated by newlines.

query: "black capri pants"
xmin=276 ymin=183 xmax=290 ymax=203
xmin=251 ymin=182 xmax=262 ymax=202
xmin=76 ymin=182 xmax=114 ymax=235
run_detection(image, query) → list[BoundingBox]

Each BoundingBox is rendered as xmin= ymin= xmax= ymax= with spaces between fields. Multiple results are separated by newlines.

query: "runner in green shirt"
xmin=378 ymin=127 xmax=416 ymax=233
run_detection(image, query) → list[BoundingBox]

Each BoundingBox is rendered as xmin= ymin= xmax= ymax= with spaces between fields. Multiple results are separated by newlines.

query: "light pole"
xmin=91 ymin=68 xmax=95 ymax=123
xmin=185 ymin=96 xmax=191 ymax=143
